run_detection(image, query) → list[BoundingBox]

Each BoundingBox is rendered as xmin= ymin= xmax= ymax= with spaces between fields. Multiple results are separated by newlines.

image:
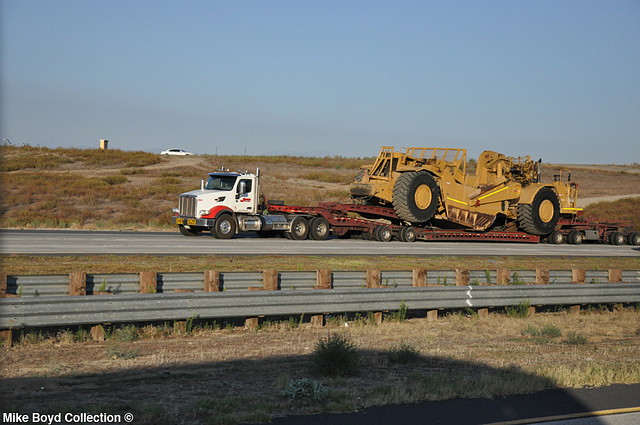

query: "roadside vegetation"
xmin=2 ymin=145 xmax=639 ymax=230
xmin=3 ymin=308 xmax=639 ymax=424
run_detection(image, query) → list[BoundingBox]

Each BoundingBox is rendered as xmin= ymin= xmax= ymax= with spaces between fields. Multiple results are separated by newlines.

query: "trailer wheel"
xmin=179 ymin=225 xmax=201 ymax=236
xmin=212 ymin=214 xmax=236 ymax=239
xmin=309 ymin=217 xmax=331 ymax=241
xmin=629 ymin=232 xmax=640 ymax=246
xmin=399 ymin=227 xmax=416 ymax=243
xmin=375 ymin=225 xmax=393 ymax=242
xmin=609 ymin=232 xmax=625 ymax=245
xmin=547 ymin=230 xmax=564 ymax=244
xmin=517 ymin=187 xmax=560 ymax=236
xmin=286 ymin=216 xmax=309 ymax=240
xmin=393 ymin=171 xmax=440 ymax=224
xmin=568 ymin=231 xmax=584 ymax=245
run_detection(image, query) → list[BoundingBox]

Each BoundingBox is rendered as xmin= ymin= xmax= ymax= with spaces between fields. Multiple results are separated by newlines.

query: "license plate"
xmin=187 ymin=219 xmax=197 ymax=225
xmin=176 ymin=218 xmax=184 ymax=224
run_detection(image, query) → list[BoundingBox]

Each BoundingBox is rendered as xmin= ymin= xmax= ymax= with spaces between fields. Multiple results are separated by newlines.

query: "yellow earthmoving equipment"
xmin=349 ymin=146 xmax=580 ymax=235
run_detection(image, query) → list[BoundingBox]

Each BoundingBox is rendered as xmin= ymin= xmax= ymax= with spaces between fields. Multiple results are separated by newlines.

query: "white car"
xmin=161 ymin=148 xmax=194 ymax=156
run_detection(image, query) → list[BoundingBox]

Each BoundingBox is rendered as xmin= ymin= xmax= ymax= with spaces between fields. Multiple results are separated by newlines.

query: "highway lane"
xmin=1 ymin=229 xmax=639 ymax=256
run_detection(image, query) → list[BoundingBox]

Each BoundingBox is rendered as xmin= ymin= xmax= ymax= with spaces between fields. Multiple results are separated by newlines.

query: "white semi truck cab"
xmin=171 ymin=168 xmax=297 ymax=239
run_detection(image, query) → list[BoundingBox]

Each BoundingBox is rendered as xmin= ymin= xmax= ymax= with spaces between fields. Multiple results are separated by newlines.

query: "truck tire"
xmin=609 ymin=232 xmax=625 ymax=245
xmin=375 ymin=225 xmax=392 ymax=242
xmin=309 ymin=217 xmax=331 ymax=240
xmin=179 ymin=225 xmax=201 ymax=236
xmin=212 ymin=214 xmax=236 ymax=239
xmin=285 ymin=216 xmax=309 ymax=240
xmin=568 ymin=230 xmax=584 ymax=245
xmin=399 ymin=226 xmax=416 ymax=243
xmin=517 ymin=187 xmax=560 ymax=236
xmin=392 ymin=171 xmax=440 ymax=224
xmin=629 ymin=232 xmax=640 ymax=246
xmin=547 ymin=230 xmax=564 ymax=244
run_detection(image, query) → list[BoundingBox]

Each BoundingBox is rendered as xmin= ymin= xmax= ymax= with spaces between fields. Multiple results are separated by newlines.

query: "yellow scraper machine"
xmin=172 ymin=146 xmax=639 ymax=245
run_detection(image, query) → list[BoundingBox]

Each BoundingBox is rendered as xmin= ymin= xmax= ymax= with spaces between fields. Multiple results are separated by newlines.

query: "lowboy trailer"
xmin=171 ymin=168 xmax=639 ymax=245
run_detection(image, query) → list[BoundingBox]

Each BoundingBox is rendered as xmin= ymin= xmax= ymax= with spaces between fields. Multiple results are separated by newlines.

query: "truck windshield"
xmin=205 ymin=175 xmax=237 ymax=191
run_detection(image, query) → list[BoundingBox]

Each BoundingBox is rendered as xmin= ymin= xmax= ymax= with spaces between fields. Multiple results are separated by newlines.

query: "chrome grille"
xmin=178 ymin=195 xmax=197 ymax=217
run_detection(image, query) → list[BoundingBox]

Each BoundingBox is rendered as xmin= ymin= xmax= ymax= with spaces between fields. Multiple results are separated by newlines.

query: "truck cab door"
xmin=234 ymin=178 xmax=256 ymax=213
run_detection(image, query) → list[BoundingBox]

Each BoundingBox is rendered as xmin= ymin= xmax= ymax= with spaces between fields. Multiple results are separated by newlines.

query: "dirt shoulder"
xmin=3 ymin=310 xmax=639 ymax=424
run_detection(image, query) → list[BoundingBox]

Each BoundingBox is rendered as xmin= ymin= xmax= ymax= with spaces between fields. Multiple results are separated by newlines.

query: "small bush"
xmin=387 ymin=341 xmax=421 ymax=364
xmin=311 ymin=333 xmax=360 ymax=377
xmin=565 ymin=331 xmax=588 ymax=345
xmin=506 ymin=300 xmax=531 ymax=318
xmin=282 ymin=378 xmax=327 ymax=401
xmin=540 ymin=325 xmax=562 ymax=338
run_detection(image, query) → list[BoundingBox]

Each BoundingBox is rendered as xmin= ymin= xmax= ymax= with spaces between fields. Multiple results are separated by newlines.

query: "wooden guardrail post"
xmin=571 ymin=269 xmax=586 ymax=284
xmin=311 ymin=270 xmax=332 ymax=327
xmin=570 ymin=269 xmax=586 ymax=313
xmin=456 ymin=269 xmax=470 ymax=286
xmin=263 ymin=270 xmax=279 ymax=291
xmin=140 ymin=271 xmax=157 ymax=293
xmin=497 ymin=268 xmax=510 ymax=285
xmin=204 ymin=270 xmax=221 ymax=292
xmin=536 ymin=269 xmax=549 ymax=285
xmin=0 ymin=273 xmax=10 ymax=298
xmin=69 ymin=272 xmax=86 ymax=296
xmin=412 ymin=268 xmax=427 ymax=287
xmin=315 ymin=269 xmax=332 ymax=289
xmin=366 ymin=269 xmax=381 ymax=288
xmin=608 ymin=269 xmax=622 ymax=284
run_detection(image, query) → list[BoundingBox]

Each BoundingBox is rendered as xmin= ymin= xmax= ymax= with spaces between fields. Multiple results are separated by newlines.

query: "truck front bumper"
xmin=172 ymin=216 xmax=216 ymax=228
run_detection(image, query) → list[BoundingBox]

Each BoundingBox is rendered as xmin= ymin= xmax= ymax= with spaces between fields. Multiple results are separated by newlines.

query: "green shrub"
xmin=387 ymin=341 xmax=421 ymax=364
xmin=282 ymin=378 xmax=327 ymax=401
xmin=565 ymin=331 xmax=588 ymax=345
xmin=311 ymin=333 xmax=360 ymax=377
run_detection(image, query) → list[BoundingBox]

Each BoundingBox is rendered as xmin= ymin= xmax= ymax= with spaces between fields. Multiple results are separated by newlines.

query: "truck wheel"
xmin=547 ymin=230 xmax=564 ymax=244
xmin=375 ymin=225 xmax=392 ymax=242
xmin=568 ymin=231 xmax=584 ymax=245
xmin=609 ymin=232 xmax=625 ymax=245
xmin=309 ymin=217 xmax=331 ymax=240
xmin=212 ymin=214 xmax=236 ymax=239
xmin=393 ymin=171 xmax=440 ymax=224
xmin=517 ymin=187 xmax=560 ymax=236
xmin=629 ymin=232 xmax=640 ymax=246
xmin=399 ymin=227 xmax=416 ymax=243
xmin=286 ymin=216 xmax=309 ymax=240
xmin=179 ymin=225 xmax=201 ymax=236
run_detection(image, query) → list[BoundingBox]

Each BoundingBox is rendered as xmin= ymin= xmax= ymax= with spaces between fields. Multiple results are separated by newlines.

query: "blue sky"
xmin=2 ymin=1 xmax=639 ymax=163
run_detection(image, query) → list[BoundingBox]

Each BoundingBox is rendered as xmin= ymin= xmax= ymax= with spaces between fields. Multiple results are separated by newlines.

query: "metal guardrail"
xmin=9 ymin=269 xmax=638 ymax=297
xmin=1 ymin=283 xmax=639 ymax=330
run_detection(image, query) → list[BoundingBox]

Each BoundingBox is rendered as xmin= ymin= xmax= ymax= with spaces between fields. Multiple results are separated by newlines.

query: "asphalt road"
xmin=1 ymin=229 xmax=639 ymax=257
xmin=261 ymin=383 xmax=640 ymax=425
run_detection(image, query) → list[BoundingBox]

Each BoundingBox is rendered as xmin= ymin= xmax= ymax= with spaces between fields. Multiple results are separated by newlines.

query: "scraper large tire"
xmin=518 ymin=187 xmax=560 ymax=236
xmin=392 ymin=171 xmax=440 ymax=224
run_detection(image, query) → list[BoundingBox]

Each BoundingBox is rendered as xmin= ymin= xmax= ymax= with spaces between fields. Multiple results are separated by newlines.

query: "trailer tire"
xmin=179 ymin=225 xmax=201 ymax=236
xmin=517 ymin=187 xmax=560 ymax=236
xmin=375 ymin=225 xmax=393 ymax=242
xmin=393 ymin=171 xmax=440 ymax=224
xmin=212 ymin=214 xmax=236 ymax=239
xmin=609 ymin=232 xmax=625 ymax=245
xmin=629 ymin=232 xmax=640 ymax=246
xmin=399 ymin=227 xmax=416 ymax=243
xmin=286 ymin=216 xmax=309 ymax=240
xmin=547 ymin=230 xmax=564 ymax=244
xmin=309 ymin=217 xmax=331 ymax=241
xmin=568 ymin=231 xmax=584 ymax=245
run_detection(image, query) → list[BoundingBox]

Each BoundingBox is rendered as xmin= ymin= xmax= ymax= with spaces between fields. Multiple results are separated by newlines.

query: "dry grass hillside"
xmin=1 ymin=145 xmax=639 ymax=230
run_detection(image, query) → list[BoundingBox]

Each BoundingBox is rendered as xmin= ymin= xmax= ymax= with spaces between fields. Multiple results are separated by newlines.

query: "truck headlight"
xmin=172 ymin=208 xmax=179 ymax=214
xmin=199 ymin=210 xmax=210 ymax=216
